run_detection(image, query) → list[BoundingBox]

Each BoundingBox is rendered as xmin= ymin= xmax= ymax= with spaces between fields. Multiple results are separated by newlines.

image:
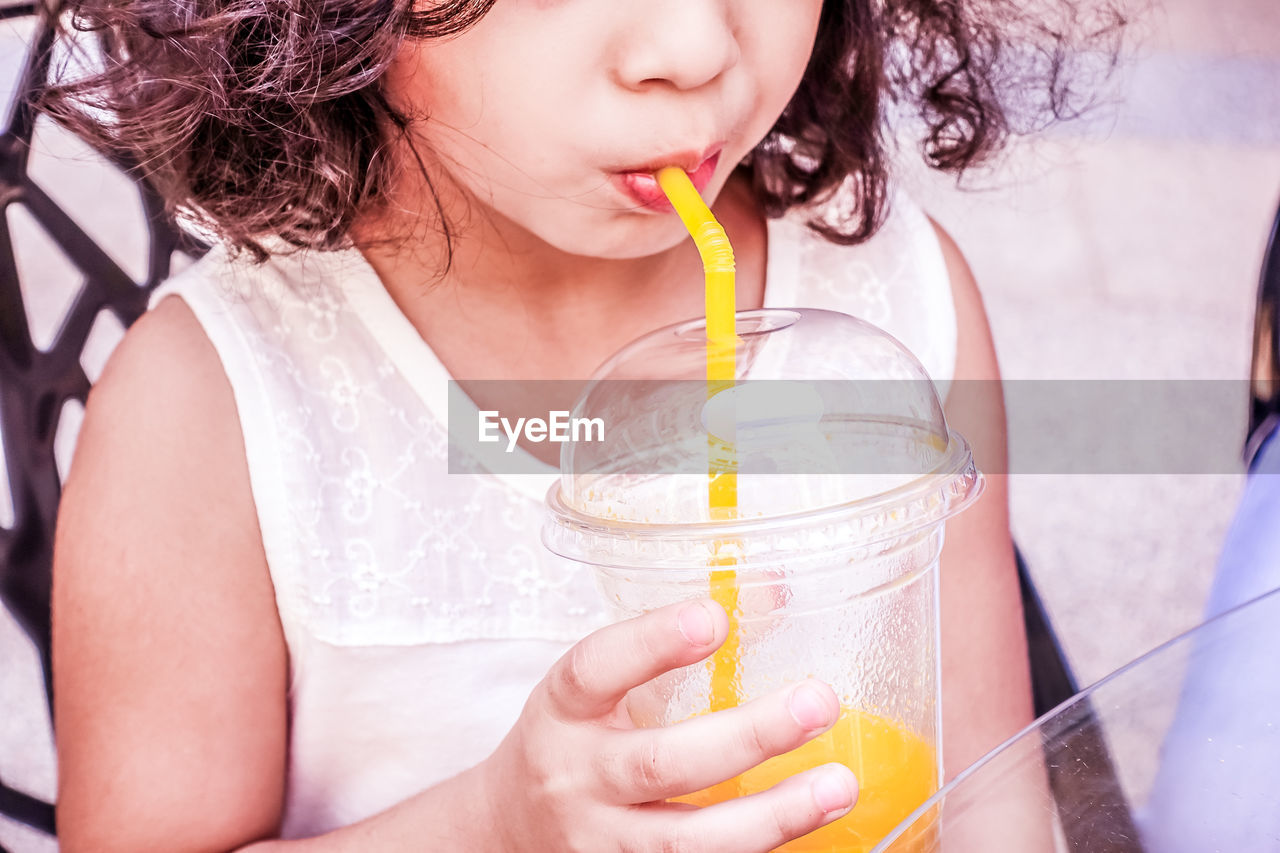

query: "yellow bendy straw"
xmin=654 ymin=167 xmax=741 ymax=727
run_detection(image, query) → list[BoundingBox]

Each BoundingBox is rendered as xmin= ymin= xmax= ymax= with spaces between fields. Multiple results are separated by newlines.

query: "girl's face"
xmin=386 ymin=0 xmax=824 ymax=260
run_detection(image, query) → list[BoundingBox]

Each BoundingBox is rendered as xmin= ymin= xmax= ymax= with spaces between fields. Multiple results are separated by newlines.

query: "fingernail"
xmin=812 ymin=769 xmax=856 ymax=814
xmin=678 ymin=601 xmax=716 ymax=646
xmin=788 ymin=683 xmax=835 ymax=730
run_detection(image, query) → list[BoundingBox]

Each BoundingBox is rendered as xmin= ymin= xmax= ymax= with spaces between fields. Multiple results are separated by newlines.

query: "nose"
xmin=611 ymin=0 xmax=741 ymax=92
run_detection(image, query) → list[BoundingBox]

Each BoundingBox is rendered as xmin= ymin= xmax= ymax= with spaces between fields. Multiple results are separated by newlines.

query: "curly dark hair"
xmin=35 ymin=0 xmax=1128 ymax=263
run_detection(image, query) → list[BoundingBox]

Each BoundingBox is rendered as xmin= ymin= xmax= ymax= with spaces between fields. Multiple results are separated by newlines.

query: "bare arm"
xmin=933 ymin=222 xmax=1056 ymax=852
xmin=931 ymin=221 xmax=1035 ymax=772
xmin=53 ymin=297 xmax=295 ymax=850
xmin=52 ymin=297 xmax=509 ymax=851
xmin=53 ymin=298 xmax=510 ymax=851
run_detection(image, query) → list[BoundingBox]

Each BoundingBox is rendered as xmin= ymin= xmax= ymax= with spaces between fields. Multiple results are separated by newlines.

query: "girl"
xmin=42 ymin=0 xmax=1122 ymax=849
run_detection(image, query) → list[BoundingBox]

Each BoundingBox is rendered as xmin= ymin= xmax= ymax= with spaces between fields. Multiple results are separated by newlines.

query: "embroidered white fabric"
xmin=148 ymin=189 xmax=957 ymax=837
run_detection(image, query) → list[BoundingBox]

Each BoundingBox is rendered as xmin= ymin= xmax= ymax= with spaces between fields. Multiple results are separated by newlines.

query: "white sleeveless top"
xmin=151 ymin=193 xmax=956 ymax=839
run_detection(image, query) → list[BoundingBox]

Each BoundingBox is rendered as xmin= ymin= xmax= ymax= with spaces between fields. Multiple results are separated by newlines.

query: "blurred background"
xmin=910 ymin=0 xmax=1280 ymax=685
xmin=2 ymin=0 xmax=1280 ymax=849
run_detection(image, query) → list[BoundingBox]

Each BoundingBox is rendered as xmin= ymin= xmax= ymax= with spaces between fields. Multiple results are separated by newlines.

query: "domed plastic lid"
xmin=544 ymin=309 xmax=982 ymax=566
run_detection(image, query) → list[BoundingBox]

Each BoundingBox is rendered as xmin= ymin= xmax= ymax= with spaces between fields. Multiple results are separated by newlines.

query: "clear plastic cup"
xmin=543 ymin=309 xmax=983 ymax=852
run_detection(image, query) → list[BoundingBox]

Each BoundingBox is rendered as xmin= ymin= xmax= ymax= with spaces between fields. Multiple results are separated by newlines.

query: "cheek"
xmin=382 ymin=53 xmax=506 ymax=186
xmin=745 ymin=3 xmax=824 ymax=114
xmin=780 ymin=4 xmax=825 ymax=84
xmin=387 ymin=36 xmax=577 ymax=179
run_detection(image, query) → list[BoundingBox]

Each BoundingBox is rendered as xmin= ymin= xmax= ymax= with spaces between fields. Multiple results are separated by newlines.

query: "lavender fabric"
xmin=1139 ymin=428 xmax=1280 ymax=850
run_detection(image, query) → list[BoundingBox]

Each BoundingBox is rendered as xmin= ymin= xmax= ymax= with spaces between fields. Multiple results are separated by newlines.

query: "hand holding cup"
xmin=480 ymin=599 xmax=858 ymax=853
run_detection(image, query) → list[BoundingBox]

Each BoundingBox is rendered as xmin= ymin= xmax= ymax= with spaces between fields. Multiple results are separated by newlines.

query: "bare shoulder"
xmin=58 ymin=294 xmax=262 ymax=582
xmin=59 ymin=293 xmax=254 ymax=563
xmin=924 ymin=217 xmax=1006 ymax=468
xmin=926 ymin=218 xmax=1002 ymax=384
xmin=100 ymin=293 xmax=231 ymax=400
xmin=54 ymin=295 xmax=289 ymax=851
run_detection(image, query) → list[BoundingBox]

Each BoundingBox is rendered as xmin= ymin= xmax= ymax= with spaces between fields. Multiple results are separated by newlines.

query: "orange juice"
xmin=676 ymin=707 xmax=937 ymax=853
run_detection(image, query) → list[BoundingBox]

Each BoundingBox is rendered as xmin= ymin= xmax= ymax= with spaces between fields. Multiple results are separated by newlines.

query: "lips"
xmin=613 ymin=149 xmax=722 ymax=212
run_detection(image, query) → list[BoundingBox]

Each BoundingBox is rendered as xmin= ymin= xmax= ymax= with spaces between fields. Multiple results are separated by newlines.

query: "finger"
xmin=542 ymin=599 xmax=727 ymax=721
xmin=637 ymin=763 xmax=858 ymax=853
xmin=597 ymin=679 xmax=841 ymax=803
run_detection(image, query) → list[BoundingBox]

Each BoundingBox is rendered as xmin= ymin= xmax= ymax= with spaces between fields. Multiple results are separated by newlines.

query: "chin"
xmin=533 ymin=210 xmax=697 ymax=261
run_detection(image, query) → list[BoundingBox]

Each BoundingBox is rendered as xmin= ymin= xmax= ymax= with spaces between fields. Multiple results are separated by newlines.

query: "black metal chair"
xmin=0 ymin=3 xmax=1159 ymax=848
xmin=0 ymin=2 xmax=205 ymax=844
